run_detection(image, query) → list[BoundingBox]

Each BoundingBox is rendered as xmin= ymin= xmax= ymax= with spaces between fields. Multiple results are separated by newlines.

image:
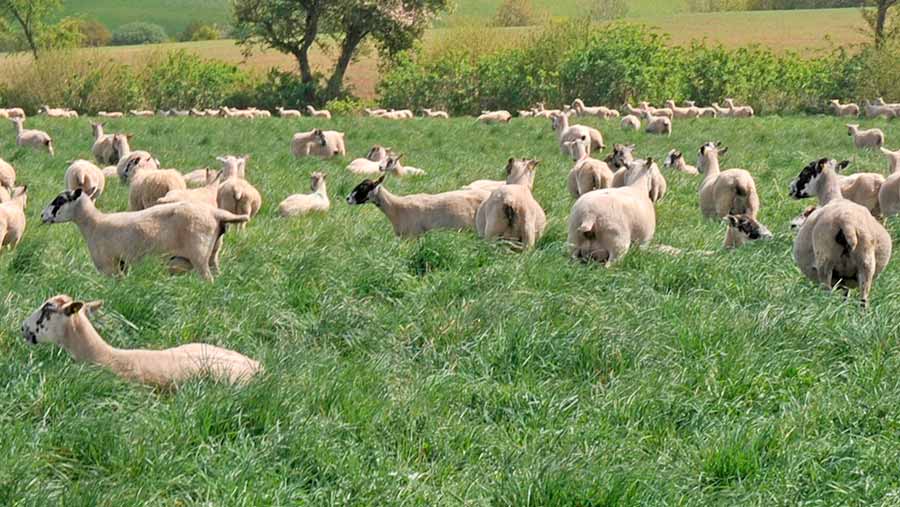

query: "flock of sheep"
xmin=6 ymin=96 xmax=900 ymax=391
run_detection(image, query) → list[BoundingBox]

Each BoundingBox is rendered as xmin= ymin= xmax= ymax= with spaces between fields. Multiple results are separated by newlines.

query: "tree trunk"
xmin=292 ymin=7 xmax=320 ymax=102
xmin=8 ymin=6 xmax=38 ymax=59
xmin=326 ymin=29 xmax=367 ymax=99
xmin=875 ymin=0 xmax=899 ymax=47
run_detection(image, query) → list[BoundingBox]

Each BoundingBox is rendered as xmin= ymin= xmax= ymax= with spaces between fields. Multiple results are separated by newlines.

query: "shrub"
xmin=76 ymin=19 xmax=113 ymax=47
xmin=492 ymin=0 xmax=544 ymax=27
xmin=142 ymin=50 xmax=249 ymax=109
xmin=180 ymin=21 xmax=220 ymax=42
xmin=112 ymin=22 xmax=168 ymax=46
xmin=246 ymin=69 xmax=322 ymax=111
xmin=38 ymin=18 xmax=86 ymax=51
xmin=325 ymin=96 xmax=372 ymax=116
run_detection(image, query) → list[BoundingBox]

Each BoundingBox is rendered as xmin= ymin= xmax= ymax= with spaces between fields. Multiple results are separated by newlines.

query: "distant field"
xmin=60 ymin=0 xmax=231 ymax=34
xmin=441 ymin=0 xmax=687 ymax=24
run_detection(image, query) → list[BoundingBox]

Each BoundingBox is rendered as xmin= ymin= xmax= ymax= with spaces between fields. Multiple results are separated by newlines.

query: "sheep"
xmin=217 ymin=175 xmax=262 ymax=230
xmin=790 ymin=206 xmax=818 ymax=233
xmin=710 ymin=103 xmax=734 ymax=118
xmin=306 ymin=106 xmax=332 ymax=119
xmin=39 ymin=106 xmax=78 ymax=118
xmin=0 ymin=186 xmax=27 ymax=251
xmin=878 ymin=147 xmax=900 ymax=217
xmin=550 ymin=112 xmax=604 ymax=154
xmin=863 ymin=100 xmax=896 ymax=119
xmin=22 ymin=295 xmax=261 ymax=388
xmin=684 ymin=101 xmax=718 ymax=118
xmin=276 ymin=107 xmax=303 ymax=118
xmin=642 ymin=110 xmax=672 ymax=136
xmin=279 ymin=172 xmax=330 ymax=217
xmin=120 ymin=157 xmax=187 ymax=211
xmin=347 ymin=145 xmax=391 ymax=175
xmin=637 ymin=102 xmax=674 ymax=119
xmin=723 ymin=214 xmax=772 ymax=249
xmin=169 ymin=109 xmax=190 ymax=117
xmin=0 ymin=108 xmax=25 ymax=119
xmin=835 ymin=164 xmax=884 ymax=217
xmin=610 ymin=144 xmax=667 ymax=202
xmin=564 ymin=135 xmax=614 ymax=198
xmin=517 ymin=110 xmax=535 ymax=118
xmin=0 ymin=158 xmax=15 ymax=191
xmin=664 ymin=100 xmax=700 ymax=119
xmin=847 ymin=124 xmax=885 ymax=150
xmin=91 ymin=123 xmax=127 ymax=165
xmin=291 ymin=129 xmax=346 ymax=158
xmin=97 ymin=111 xmax=124 ymax=118
xmin=663 ymin=149 xmax=699 ymax=175
xmin=129 ymin=110 xmax=155 ymax=117
xmin=873 ymin=97 xmax=900 ymax=115
xmin=249 ymin=108 xmax=271 ymax=118
xmin=567 ymin=157 xmax=656 ymax=264
xmin=829 ymin=99 xmax=860 ymax=117
xmin=421 ymin=108 xmax=450 ymax=119
xmin=190 ymin=108 xmax=208 ymax=117
xmin=475 ymin=160 xmax=545 ymax=250
xmin=723 ymin=98 xmax=754 ymax=117
xmin=621 ymin=115 xmax=641 ymax=131
xmin=65 ymin=160 xmax=106 ymax=201
xmin=789 ymin=158 xmax=892 ymax=307
xmin=365 ymin=108 xmax=388 ymax=117
xmin=464 ymin=158 xmax=539 ymax=193
xmin=156 ymin=170 xmax=221 ymax=207
xmin=216 ymin=155 xmax=248 ymax=180
xmin=182 ymin=168 xmax=213 ymax=187
xmin=11 ymin=118 xmax=53 ymax=156
xmin=477 ymin=110 xmax=512 ymax=124
xmin=697 ymin=141 xmax=760 ymax=219
xmin=572 ymin=99 xmax=619 ymax=119
xmin=115 ymin=137 xmax=159 ymax=185
xmin=347 ymin=174 xmax=490 ymax=237
xmin=380 ymin=154 xmax=426 ymax=177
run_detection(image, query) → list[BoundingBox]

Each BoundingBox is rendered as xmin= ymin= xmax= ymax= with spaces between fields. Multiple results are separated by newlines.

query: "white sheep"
xmin=551 ymin=112 xmax=604 ymax=154
xmin=129 ymin=110 xmax=155 ymax=117
xmin=217 ymin=171 xmax=262 ymax=230
xmin=621 ymin=115 xmax=641 ymax=131
xmin=710 ymin=103 xmax=734 ymax=118
xmin=39 ymin=106 xmax=78 ymax=118
xmin=120 ymin=157 xmax=186 ymax=211
xmin=0 ymin=186 xmax=26 ymax=251
xmin=347 ymin=145 xmax=391 ymax=175
xmin=829 ymin=99 xmax=860 ymax=117
xmin=863 ymin=100 xmax=896 ymax=119
xmin=421 ymin=108 xmax=450 ymax=119
xmin=564 ymin=135 xmax=614 ymax=198
xmin=572 ymin=99 xmax=619 ymax=119
xmin=664 ymin=100 xmax=700 ymax=119
xmin=98 ymin=111 xmax=124 ymax=118
xmin=475 ymin=159 xmax=545 ymax=250
xmin=291 ymin=129 xmax=346 ymax=158
xmin=347 ymin=174 xmax=490 ymax=237
xmin=477 ymin=110 xmax=512 ymax=124
xmin=697 ymin=141 xmax=760 ymax=219
xmin=723 ymin=214 xmax=772 ymax=249
xmin=156 ymin=170 xmax=221 ymax=207
xmin=65 ymin=160 xmax=106 ymax=201
xmin=789 ymin=158 xmax=892 ymax=307
xmin=663 ymin=149 xmax=699 ymax=175
xmin=847 ymin=124 xmax=885 ymax=150
xmin=637 ymin=102 xmax=674 ymax=119
xmin=464 ymin=158 xmax=538 ymax=193
xmin=610 ymin=144 xmax=667 ymax=202
xmin=306 ymin=106 xmax=332 ymax=119
xmin=380 ymin=154 xmax=426 ymax=177
xmin=11 ymin=118 xmax=53 ymax=156
xmin=568 ymin=157 xmax=656 ymax=264
xmin=0 ymin=158 xmax=15 ymax=192
xmin=723 ymin=98 xmax=754 ymax=117
xmin=22 ymin=295 xmax=261 ymax=388
xmin=684 ymin=101 xmax=718 ymax=118
xmin=279 ymin=172 xmax=330 ymax=217
xmin=642 ymin=111 xmax=672 ymax=136
xmin=115 ymin=140 xmax=159 ymax=185
xmin=878 ymin=147 xmax=900 ymax=217
xmin=836 ymin=164 xmax=884 ymax=217
xmin=90 ymin=123 xmax=127 ymax=165
xmin=0 ymin=108 xmax=25 ymax=119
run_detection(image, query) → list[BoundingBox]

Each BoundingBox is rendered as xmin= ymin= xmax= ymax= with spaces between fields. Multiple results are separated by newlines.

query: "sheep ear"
xmin=716 ymin=141 xmax=723 ymax=147
xmin=126 ymin=134 xmax=133 ymax=140
xmin=374 ymin=174 xmax=386 ymax=186
xmin=528 ymin=159 xmax=541 ymax=169
xmin=838 ymin=160 xmax=851 ymax=171
xmin=626 ymin=144 xmax=635 ymax=150
xmin=645 ymin=157 xmax=653 ymax=165
xmin=72 ymin=188 xmax=83 ymax=200
xmin=723 ymin=215 xmax=738 ymax=227
xmin=62 ymin=301 xmax=84 ymax=316
xmin=719 ymin=147 xmax=728 ymax=156
xmin=84 ymin=300 xmax=103 ymax=316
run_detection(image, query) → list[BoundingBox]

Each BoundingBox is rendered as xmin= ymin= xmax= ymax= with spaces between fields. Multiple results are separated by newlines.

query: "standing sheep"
xmin=475 ymin=159 xmax=546 ymax=250
xmin=642 ymin=111 xmax=672 ymax=136
xmin=847 ymin=124 xmax=885 ymax=150
xmin=829 ymin=99 xmax=860 ymax=117
xmin=878 ymin=147 xmax=900 ymax=217
xmin=91 ymin=123 xmax=122 ymax=165
xmin=0 ymin=158 xmax=15 ymax=192
xmin=121 ymin=158 xmax=187 ymax=211
xmin=0 ymin=186 xmax=27 ymax=251
xmin=306 ymin=106 xmax=332 ymax=119
xmin=550 ymin=112 xmax=604 ymax=154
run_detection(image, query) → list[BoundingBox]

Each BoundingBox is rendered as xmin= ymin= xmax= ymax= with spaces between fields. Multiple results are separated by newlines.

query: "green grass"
xmin=3 ymin=114 xmax=900 ymax=504
xmin=60 ymin=0 xmax=231 ymax=34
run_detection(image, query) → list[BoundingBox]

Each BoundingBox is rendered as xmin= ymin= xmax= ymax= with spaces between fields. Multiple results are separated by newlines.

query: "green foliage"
xmin=245 ymin=69 xmax=322 ymax=111
xmin=583 ymin=0 xmax=630 ymax=20
xmin=492 ymin=0 xmax=545 ymax=27
xmin=111 ymin=21 xmax=168 ymax=46
xmin=141 ymin=50 xmax=249 ymax=109
xmin=38 ymin=17 xmax=86 ymax=50
xmin=70 ymin=17 xmax=112 ymax=47
xmin=0 ymin=0 xmax=63 ymax=57
xmin=180 ymin=20 xmax=220 ymax=42
xmin=325 ymin=96 xmax=372 ymax=116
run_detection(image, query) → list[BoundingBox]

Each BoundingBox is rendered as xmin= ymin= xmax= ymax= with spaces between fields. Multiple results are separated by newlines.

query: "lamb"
xmin=380 ymin=154 xmax=426 ymax=177
xmin=306 ymin=106 xmax=332 ymax=119
xmin=279 ymin=172 xmax=330 ymax=217
xmin=829 ymin=99 xmax=860 ymax=117
xmin=65 ymin=160 xmax=106 ymax=201
xmin=551 ymin=112 xmax=604 ymax=154
xmin=217 ymin=174 xmax=262 ymax=230
xmin=878 ymin=147 xmax=900 ymax=217
xmin=11 ymin=118 xmax=53 ymax=156
xmin=564 ymin=135 xmax=614 ymax=198
xmin=567 ymin=157 xmax=656 ymax=264
xmin=347 ymin=174 xmax=490 ymax=237
xmin=156 ymin=170 xmax=220 ymax=207
xmin=723 ymin=214 xmax=772 ymax=249
xmin=621 ymin=115 xmax=641 ymax=130
xmin=475 ymin=160 xmax=545 ymax=250
xmin=347 ymin=145 xmax=391 ymax=175
xmin=477 ymin=110 xmax=512 ymax=124
xmin=421 ymin=108 xmax=450 ymax=119
xmin=291 ymin=129 xmax=346 ymax=158
xmin=129 ymin=110 xmax=155 ymax=117
xmin=0 ymin=158 xmax=15 ymax=192
xmin=697 ymin=141 xmax=760 ymax=219
xmin=276 ymin=107 xmax=303 ymax=118
xmin=642 ymin=111 xmax=672 ymax=136
xmin=0 ymin=186 xmax=26 ymax=251
xmin=663 ymin=149 xmax=699 ymax=175
xmin=121 ymin=158 xmax=187 ymax=211
xmin=664 ymin=100 xmax=700 ymax=119
xmin=91 ymin=123 xmax=127 ymax=165
xmin=464 ymin=158 xmax=539 ymax=193
xmin=847 ymin=124 xmax=885 ymax=150
xmin=22 ymin=295 xmax=261 ymax=388
xmin=789 ymin=157 xmax=892 ymax=307
xmin=98 ymin=111 xmax=124 ymax=118
xmin=610 ymin=144 xmax=667 ymax=202
xmin=723 ymin=98 xmax=754 ymax=117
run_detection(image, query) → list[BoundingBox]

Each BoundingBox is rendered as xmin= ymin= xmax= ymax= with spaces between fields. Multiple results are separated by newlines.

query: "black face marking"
xmin=789 ymin=160 xmax=824 ymax=199
xmin=315 ymin=130 xmax=327 ymax=147
xmin=347 ymin=179 xmax=379 ymax=205
xmin=47 ymin=192 xmax=73 ymax=218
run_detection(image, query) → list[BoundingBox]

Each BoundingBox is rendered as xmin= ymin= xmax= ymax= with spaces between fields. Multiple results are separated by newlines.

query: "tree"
xmin=233 ymin=0 xmax=450 ymax=100
xmin=863 ymin=0 xmax=899 ymax=47
xmin=0 ymin=0 xmax=61 ymax=59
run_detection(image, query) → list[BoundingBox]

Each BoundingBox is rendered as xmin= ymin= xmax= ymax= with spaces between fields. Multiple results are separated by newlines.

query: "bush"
xmin=112 ymin=22 xmax=168 ymax=46
xmin=142 ymin=50 xmax=250 ymax=109
xmin=38 ymin=18 xmax=86 ymax=51
xmin=492 ymin=0 xmax=544 ymax=27
xmin=245 ymin=69 xmax=322 ymax=111
xmin=180 ymin=21 xmax=220 ymax=42
xmin=75 ymin=19 xmax=113 ymax=47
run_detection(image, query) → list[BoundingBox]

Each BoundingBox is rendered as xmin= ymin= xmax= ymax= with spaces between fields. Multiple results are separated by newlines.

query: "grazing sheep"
xmin=878 ymin=147 xmax=900 ymax=217
xmin=65 ymin=160 xmax=106 ymax=201
xmin=789 ymin=158 xmax=892 ymax=307
xmin=551 ymin=112 xmax=604 ymax=154
xmin=421 ymin=108 xmax=450 ymax=119
xmin=0 ymin=158 xmax=15 ymax=191
xmin=380 ymin=154 xmax=426 ymax=177
xmin=564 ymin=135 xmax=614 ymax=198
xmin=697 ymin=141 xmax=760 ymax=219
xmin=306 ymin=106 xmax=332 ymax=119
xmin=11 ymin=118 xmax=53 ymax=156
xmin=723 ymin=214 xmax=772 ymax=249
xmin=642 ymin=111 xmax=672 ymax=136
xmin=279 ymin=172 xmax=330 ymax=217
xmin=847 ymin=124 xmax=885 ymax=150
xmin=121 ymin=158 xmax=187 ymax=211
xmin=621 ymin=115 xmax=641 ymax=131
xmin=829 ymin=99 xmax=860 ymax=117
xmin=477 ymin=110 xmax=512 ymax=124
xmin=475 ymin=160 xmax=545 ymax=250
xmin=347 ymin=145 xmax=391 ymax=175
xmin=347 ymin=174 xmax=490 ymax=237
xmin=723 ymin=98 xmax=754 ymax=117
xmin=41 ymin=189 xmax=248 ymax=280
xmin=664 ymin=149 xmax=699 ymax=175
xmin=664 ymin=100 xmax=700 ymax=119
xmin=157 ymin=170 xmax=221 ymax=207
xmin=464 ymin=158 xmax=538 ymax=193
xmin=115 ymin=142 xmax=159 ymax=186
xmin=291 ymin=129 xmax=346 ymax=158
xmin=277 ymin=107 xmax=303 ymax=118
xmin=568 ymin=157 xmax=656 ymax=264
xmin=610 ymin=144 xmax=667 ymax=202
xmin=0 ymin=186 xmax=27 ymax=251
xmin=22 ymin=295 xmax=261 ymax=388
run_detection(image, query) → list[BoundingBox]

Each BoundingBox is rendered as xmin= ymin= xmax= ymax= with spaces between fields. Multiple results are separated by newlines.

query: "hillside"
xmin=60 ymin=0 xmax=231 ymax=34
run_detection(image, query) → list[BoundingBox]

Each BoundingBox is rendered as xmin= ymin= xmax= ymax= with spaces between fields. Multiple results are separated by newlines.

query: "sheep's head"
xmin=505 ymin=158 xmax=539 ymax=188
xmin=790 ymin=206 xmax=817 ymax=232
xmin=380 ymin=154 xmax=404 ymax=174
xmin=217 ymin=155 xmax=248 ymax=179
xmin=313 ymin=129 xmax=327 ymax=146
xmin=698 ymin=142 xmax=726 ymax=166
xmin=724 ymin=214 xmax=773 ymax=242
xmin=42 ymin=189 xmax=86 ymax=224
xmin=22 ymin=295 xmax=102 ymax=346
xmin=846 ymin=124 xmax=858 ymax=136
xmin=564 ymin=136 xmax=590 ymax=161
xmin=664 ymin=149 xmax=682 ymax=168
xmin=623 ymin=157 xmax=655 ymax=190
xmin=367 ymin=145 xmax=388 ymax=162
xmin=611 ymin=144 xmax=636 ymax=169
xmin=346 ymin=175 xmax=385 ymax=205
xmin=789 ymin=158 xmax=849 ymax=199
xmin=310 ymin=172 xmax=327 ymax=192
xmin=119 ymin=153 xmax=155 ymax=185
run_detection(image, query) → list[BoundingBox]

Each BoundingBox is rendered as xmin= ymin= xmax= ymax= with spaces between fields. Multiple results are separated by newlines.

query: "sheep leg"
xmin=521 ymin=218 xmax=538 ymax=250
xmin=816 ymin=259 xmax=836 ymax=291
xmin=0 ymin=223 xmax=7 ymax=250
xmin=857 ymin=254 xmax=877 ymax=308
xmin=209 ymin=235 xmax=223 ymax=276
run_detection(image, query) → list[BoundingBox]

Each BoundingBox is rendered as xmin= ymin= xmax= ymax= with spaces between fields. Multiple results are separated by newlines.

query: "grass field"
xmin=3 ymin=114 xmax=900 ymax=504
xmin=60 ymin=0 xmax=232 ymax=34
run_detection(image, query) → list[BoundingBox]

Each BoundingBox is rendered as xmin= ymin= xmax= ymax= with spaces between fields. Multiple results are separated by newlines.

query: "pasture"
xmin=3 ymin=113 xmax=900 ymax=504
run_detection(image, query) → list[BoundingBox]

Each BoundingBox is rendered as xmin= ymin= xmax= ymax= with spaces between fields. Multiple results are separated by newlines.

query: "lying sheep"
xmin=564 ymin=135 xmax=614 ymax=198
xmin=217 ymin=155 xmax=248 ymax=180
xmin=723 ymin=98 xmax=754 ymax=117
xmin=0 ymin=108 xmax=25 ymax=119
xmin=847 ymin=124 xmax=885 ymax=150
xmin=422 ymin=108 xmax=450 ymax=119
xmin=829 ymin=99 xmax=860 ymax=117
xmin=464 ymin=158 xmax=538 ymax=193
xmin=217 ymin=168 xmax=262 ymax=230
xmin=365 ymin=108 xmax=388 ymax=117
xmin=377 ymin=109 xmax=415 ymax=120
xmin=42 ymin=189 xmax=248 ymax=280
xmin=39 ymin=106 xmax=78 ymax=118
xmin=279 ymin=172 xmax=330 ymax=217
xmin=11 ymin=118 xmax=53 ymax=156
xmin=98 ymin=111 xmax=124 ymax=118
xmin=0 ymin=186 xmax=26 ymax=251
xmin=22 ymin=295 xmax=261 ymax=388
xmin=642 ymin=111 xmax=672 ymax=136
xmin=610 ymin=144 xmax=667 ymax=202
xmin=121 ymin=158 xmax=186 ymax=211
xmin=276 ymin=107 xmax=303 ymax=118
xmin=65 ymin=160 xmax=106 ymax=201
xmin=477 ymin=110 xmax=512 ymax=124
xmin=347 ymin=174 xmax=490 ymax=237
xmin=697 ymin=141 xmax=760 ymax=219
xmin=0 ymin=158 xmax=15 ymax=191
xmin=291 ymin=129 xmax=346 ymax=158
xmin=306 ymin=106 xmax=332 ymax=119
xmin=347 ymin=145 xmax=391 ymax=175
xmin=551 ymin=112 xmax=604 ymax=154
xmin=711 ymin=103 xmax=734 ymax=118
xmin=157 ymin=170 xmax=220 ymax=207
xmin=789 ymin=158 xmax=892 ymax=307
xmin=685 ymin=101 xmax=718 ymax=118
xmin=790 ymin=206 xmax=818 ymax=233
xmin=381 ymin=154 xmax=426 ymax=177
xmin=723 ymin=214 xmax=772 ymax=249
xmin=129 ymin=110 xmax=155 ymax=117
xmin=621 ymin=115 xmax=641 ymax=131
xmin=91 ymin=123 xmax=127 ymax=165
xmin=878 ymin=147 xmax=900 ymax=217
xmin=664 ymin=149 xmax=699 ymax=175
xmin=572 ymin=99 xmax=619 ymax=119
xmin=182 ymin=168 xmax=213 ymax=187
xmin=638 ymin=102 xmax=674 ymax=119
xmin=568 ymin=157 xmax=656 ymax=264
xmin=664 ymin=100 xmax=700 ymax=119
xmin=475 ymin=160 xmax=546 ymax=250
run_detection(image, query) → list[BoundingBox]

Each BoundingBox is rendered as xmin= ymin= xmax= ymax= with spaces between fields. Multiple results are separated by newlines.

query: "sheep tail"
xmin=835 ymin=224 xmax=858 ymax=255
xmin=734 ymin=181 xmax=749 ymax=198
